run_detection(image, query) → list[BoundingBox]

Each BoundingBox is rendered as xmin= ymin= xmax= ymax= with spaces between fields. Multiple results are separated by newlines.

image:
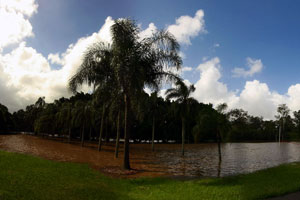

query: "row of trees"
xmin=1 ymin=19 xmax=300 ymax=169
xmin=2 ymin=94 xmax=300 ymax=155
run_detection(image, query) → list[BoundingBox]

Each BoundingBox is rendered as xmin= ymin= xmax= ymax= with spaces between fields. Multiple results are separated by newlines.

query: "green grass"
xmin=1 ymin=150 xmax=300 ymax=200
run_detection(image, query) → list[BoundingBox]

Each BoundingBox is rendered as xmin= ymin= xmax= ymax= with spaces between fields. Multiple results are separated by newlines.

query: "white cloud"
xmin=190 ymin=57 xmax=300 ymax=119
xmin=0 ymin=0 xmax=38 ymax=16
xmin=167 ymin=9 xmax=206 ymax=45
xmin=0 ymin=16 xmax=115 ymax=111
xmin=182 ymin=66 xmax=193 ymax=72
xmin=139 ymin=23 xmax=157 ymax=40
xmin=232 ymin=57 xmax=263 ymax=78
xmin=0 ymin=0 xmax=37 ymax=50
xmin=48 ymin=53 xmax=64 ymax=65
xmin=192 ymin=57 xmax=238 ymax=107
xmin=214 ymin=43 xmax=220 ymax=48
xmin=237 ymin=80 xmax=281 ymax=119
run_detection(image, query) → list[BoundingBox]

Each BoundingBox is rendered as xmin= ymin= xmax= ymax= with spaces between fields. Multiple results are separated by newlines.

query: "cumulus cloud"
xmin=0 ymin=0 xmax=38 ymax=16
xmin=192 ymin=57 xmax=238 ymax=106
xmin=48 ymin=53 xmax=64 ymax=65
xmin=167 ymin=9 xmax=206 ymax=45
xmin=190 ymin=57 xmax=300 ymax=119
xmin=0 ymin=0 xmax=37 ymax=50
xmin=139 ymin=23 xmax=157 ymax=40
xmin=0 ymin=16 xmax=115 ymax=111
xmin=232 ymin=57 xmax=263 ymax=78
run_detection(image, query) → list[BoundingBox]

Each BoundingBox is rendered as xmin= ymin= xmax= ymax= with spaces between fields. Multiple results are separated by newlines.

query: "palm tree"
xmin=108 ymin=93 xmax=124 ymax=158
xmin=216 ymin=103 xmax=228 ymax=161
xmin=69 ymin=18 xmax=182 ymax=169
xmin=149 ymin=91 xmax=159 ymax=151
xmin=56 ymin=102 xmax=73 ymax=141
xmin=71 ymin=101 xmax=87 ymax=146
xmin=166 ymin=80 xmax=195 ymax=156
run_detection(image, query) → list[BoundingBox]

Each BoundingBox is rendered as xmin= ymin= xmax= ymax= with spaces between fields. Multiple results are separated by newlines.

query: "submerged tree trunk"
xmin=217 ymin=130 xmax=222 ymax=161
xmin=115 ymin=109 xmax=121 ymax=158
xmin=123 ymin=94 xmax=130 ymax=169
xmin=181 ymin=116 xmax=185 ymax=156
xmin=282 ymin=118 xmax=285 ymax=141
xmin=98 ymin=105 xmax=105 ymax=151
xmin=152 ymin=115 xmax=155 ymax=152
xmin=279 ymin=122 xmax=282 ymax=143
xmin=217 ymin=158 xmax=222 ymax=177
xmin=81 ymin=125 xmax=85 ymax=147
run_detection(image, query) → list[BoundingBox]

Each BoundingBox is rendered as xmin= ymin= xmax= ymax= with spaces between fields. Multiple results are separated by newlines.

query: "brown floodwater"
xmin=1 ymin=134 xmax=300 ymax=178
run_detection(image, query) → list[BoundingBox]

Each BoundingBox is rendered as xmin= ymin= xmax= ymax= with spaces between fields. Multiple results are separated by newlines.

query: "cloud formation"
xmin=0 ymin=11 xmax=115 ymax=111
xmin=167 ymin=9 xmax=206 ymax=45
xmin=232 ymin=57 xmax=263 ymax=78
xmin=190 ymin=57 xmax=300 ymax=119
xmin=0 ymin=0 xmax=37 ymax=51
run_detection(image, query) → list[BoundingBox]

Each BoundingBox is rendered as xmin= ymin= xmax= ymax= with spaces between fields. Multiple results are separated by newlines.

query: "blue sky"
xmin=1 ymin=0 xmax=300 ymax=119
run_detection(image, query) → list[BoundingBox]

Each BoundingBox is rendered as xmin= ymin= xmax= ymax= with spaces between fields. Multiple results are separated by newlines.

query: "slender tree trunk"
xmin=68 ymin=127 xmax=71 ymax=143
xmin=279 ymin=124 xmax=281 ymax=143
xmin=89 ymin=127 xmax=92 ymax=141
xmin=217 ymin=158 xmax=222 ymax=177
xmin=152 ymin=115 xmax=155 ymax=152
xmin=98 ymin=105 xmax=105 ymax=151
xmin=105 ymin=118 xmax=109 ymax=144
xmin=217 ymin=130 xmax=222 ymax=161
xmin=123 ymin=94 xmax=130 ymax=169
xmin=81 ymin=125 xmax=85 ymax=147
xmin=282 ymin=118 xmax=285 ymax=141
xmin=115 ymin=109 xmax=120 ymax=158
xmin=181 ymin=116 xmax=185 ymax=156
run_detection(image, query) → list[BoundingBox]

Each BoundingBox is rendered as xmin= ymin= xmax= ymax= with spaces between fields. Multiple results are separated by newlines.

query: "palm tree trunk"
xmin=123 ymin=94 xmax=130 ymax=169
xmin=81 ymin=125 xmax=85 ymax=147
xmin=68 ymin=127 xmax=71 ymax=143
xmin=98 ymin=105 xmax=105 ymax=151
xmin=181 ymin=116 xmax=185 ymax=156
xmin=115 ymin=109 xmax=120 ymax=158
xmin=151 ymin=115 xmax=155 ymax=152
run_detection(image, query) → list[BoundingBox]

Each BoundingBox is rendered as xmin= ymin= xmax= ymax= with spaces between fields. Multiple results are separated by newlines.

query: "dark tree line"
xmin=2 ymin=94 xmax=300 ymax=143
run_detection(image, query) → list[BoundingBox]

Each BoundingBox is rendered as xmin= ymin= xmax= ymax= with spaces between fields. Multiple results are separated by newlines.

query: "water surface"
xmin=1 ymin=135 xmax=299 ymax=178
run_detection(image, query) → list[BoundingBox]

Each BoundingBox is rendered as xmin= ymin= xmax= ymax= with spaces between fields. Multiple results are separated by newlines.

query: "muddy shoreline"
xmin=0 ymin=134 xmax=186 ymax=178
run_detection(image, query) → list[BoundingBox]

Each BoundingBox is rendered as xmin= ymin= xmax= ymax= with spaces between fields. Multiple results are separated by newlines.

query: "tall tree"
xmin=69 ymin=19 xmax=182 ymax=169
xmin=166 ymin=80 xmax=195 ymax=156
xmin=149 ymin=91 xmax=159 ymax=151
xmin=275 ymin=104 xmax=290 ymax=142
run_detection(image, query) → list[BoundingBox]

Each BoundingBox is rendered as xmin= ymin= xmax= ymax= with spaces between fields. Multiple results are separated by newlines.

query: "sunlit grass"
xmin=0 ymin=150 xmax=299 ymax=200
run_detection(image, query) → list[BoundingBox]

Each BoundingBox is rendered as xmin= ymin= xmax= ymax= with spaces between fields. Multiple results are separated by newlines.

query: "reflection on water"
xmin=1 ymin=135 xmax=300 ymax=177
xmin=133 ymin=142 xmax=300 ymax=177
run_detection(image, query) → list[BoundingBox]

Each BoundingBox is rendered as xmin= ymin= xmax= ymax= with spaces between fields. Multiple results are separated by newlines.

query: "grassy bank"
xmin=0 ymin=151 xmax=300 ymax=200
